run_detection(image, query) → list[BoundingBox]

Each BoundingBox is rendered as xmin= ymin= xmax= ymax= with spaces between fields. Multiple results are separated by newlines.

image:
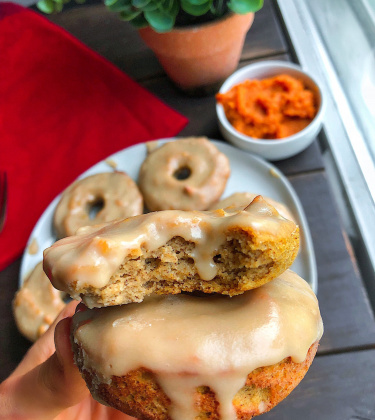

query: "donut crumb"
xmin=105 ymin=159 xmax=118 ymax=169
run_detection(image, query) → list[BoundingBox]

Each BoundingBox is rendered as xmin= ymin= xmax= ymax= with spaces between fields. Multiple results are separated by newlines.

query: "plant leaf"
xmin=145 ymin=9 xmax=175 ymax=32
xmin=104 ymin=0 xmax=118 ymax=6
xmin=159 ymin=0 xmax=172 ymax=12
xmin=166 ymin=0 xmax=175 ymax=11
xmin=159 ymin=0 xmax=178 ymax=14
xmin=107 ymin=0 xmax=132 ymax=12
xmin=169 ymin=0 xmax=179 ymax=16
xmin=181 ymin=0 xmax=212 ymax=16
xmin=227 ymin=0 xmax=263 ymax=14
xmin=187 ymin=0 xmax=210 ymax=5
xmin=142 ymin=2 xmax=160 ymax=11
xmin=132 ymin=0 xmax=151 ymax=8
xmin=54 ymin=1 xmax=63 ymax=10
xmin=37 ymin=0 xmax=55 ymax=13
xmin=119 ymin=8 xmax=142 ymax=20
xmin=130 ymin=13 xmax=149 ymax=27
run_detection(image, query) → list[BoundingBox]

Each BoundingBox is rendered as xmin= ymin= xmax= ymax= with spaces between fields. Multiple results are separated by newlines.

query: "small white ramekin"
xmin=216 ymin=61 xmax=326 ymax=160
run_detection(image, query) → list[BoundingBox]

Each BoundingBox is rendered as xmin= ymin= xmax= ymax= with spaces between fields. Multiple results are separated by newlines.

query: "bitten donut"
xmin=71 ymin=270 xmax=323 ymax=420
xmin=138 ymin=137 xmax=230 ymax=211
xmin=44 ymin=197 xmax=299 ymax=308
xmin=53 ymin=171 xmax=143 ymax=238
xmin=210 ymin=192 xmax=296 ymax=222
xmin=13 ymin=262 xmax=66 ymax=342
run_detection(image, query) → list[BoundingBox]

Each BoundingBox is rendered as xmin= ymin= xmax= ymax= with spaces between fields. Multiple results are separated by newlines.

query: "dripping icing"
xmin=44 ymin=197 xmax=297 ymax=291
xmin=73 ymin=270 xmax=323 ymax=420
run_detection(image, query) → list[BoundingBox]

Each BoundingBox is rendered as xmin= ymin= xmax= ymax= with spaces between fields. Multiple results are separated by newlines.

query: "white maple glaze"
xmin=53 ymin=171 xmax=143 ymax=238
xmin=13 ymin=262 xmax=65 ymax=341
xmin=44 ymin=197 xmax=297 ymax=296
xmin=139 ymin=137 xmax=231 ymax=211
xmin=209 ymin=192 xmax=296 ymax=222
xmin=72 ymin=270 xmax=323 ymax=420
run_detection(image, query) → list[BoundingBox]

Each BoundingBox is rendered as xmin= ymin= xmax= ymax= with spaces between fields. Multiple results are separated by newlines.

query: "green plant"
xmin=37 ymin=0 xmax=263 ymax=32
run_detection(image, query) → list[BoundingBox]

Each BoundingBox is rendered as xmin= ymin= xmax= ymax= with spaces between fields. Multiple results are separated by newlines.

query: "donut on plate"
xmin=13 ymin=262 xmax=66 ymax=342
xmin=44 ymin=196 xmax=299 ymax=308
xmin=210 ymin=192 xmax=296 ymax=222
xmin=53 ymin=171 xmax=143 ymax=238
xmin=138 ymin=137 xmax=230 ymax=211
xmin=71 ymin=270 xmax=323 ymax=420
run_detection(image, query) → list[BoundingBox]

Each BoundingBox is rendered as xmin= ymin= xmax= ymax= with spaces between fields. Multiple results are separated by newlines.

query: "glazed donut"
xmin=71 ymin=270 xmax=323 ymax=419
xmin=44 ymin=197 xmax=299 ymax=307
xmin=53 ymin=171 xmax=143 ymax=238
xmin=13 ymin=262 xmax=66 ymax=342
xmin=138 ymin=137 xmax=230 ymax=211
xmin=210 ymin=192 xmax=296 ymax=222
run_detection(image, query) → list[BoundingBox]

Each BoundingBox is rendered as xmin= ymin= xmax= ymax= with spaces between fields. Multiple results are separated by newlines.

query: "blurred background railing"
xmin=277 ymin=0 xmax=375 ymax=307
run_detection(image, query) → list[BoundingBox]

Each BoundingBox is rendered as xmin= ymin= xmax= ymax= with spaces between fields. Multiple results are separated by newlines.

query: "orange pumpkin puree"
xmin=216 ymin=74 xmax=317 ymax=139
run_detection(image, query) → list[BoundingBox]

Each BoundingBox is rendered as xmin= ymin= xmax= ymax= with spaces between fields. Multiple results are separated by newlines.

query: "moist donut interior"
xmin=86 ymin=197 xmax=105 ymax=220
xmin=173 ymin=166 xmax=191 ymax=180
xmin=78 ymin=230 xmax=299 ymax=307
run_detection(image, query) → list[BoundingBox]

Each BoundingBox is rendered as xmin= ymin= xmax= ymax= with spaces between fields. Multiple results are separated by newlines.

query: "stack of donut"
xmin=14 ymin=137 xmax=323 ymax=420
xmin=13 ymin=138 xmax=230 ymax=340
xmin=13 ymin=137 xmax=301 ymax=338
xmin=41 ymin=143 xmax=323 ymax=420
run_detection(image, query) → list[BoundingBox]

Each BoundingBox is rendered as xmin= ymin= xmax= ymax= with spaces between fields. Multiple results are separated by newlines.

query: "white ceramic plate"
xmin=20 ymin=139 xmax=317 ymax=292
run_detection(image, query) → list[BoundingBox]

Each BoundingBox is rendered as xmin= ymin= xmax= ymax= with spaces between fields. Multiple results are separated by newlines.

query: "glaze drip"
xmin=44 ymin=196 xmax=297 ymax=294
xmin=72 ymin=270 xmax=323 ymax=420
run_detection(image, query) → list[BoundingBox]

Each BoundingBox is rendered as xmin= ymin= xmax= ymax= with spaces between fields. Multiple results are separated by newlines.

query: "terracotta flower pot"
xmin=139 ymin=13 xmax=254 ymax=95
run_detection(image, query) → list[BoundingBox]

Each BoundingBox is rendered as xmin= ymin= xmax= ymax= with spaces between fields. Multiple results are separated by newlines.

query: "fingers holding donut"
xmin=11 ymin=300 xmax=79 ymax=378
xmin=2 ymin=300 xmax=89 ymax=420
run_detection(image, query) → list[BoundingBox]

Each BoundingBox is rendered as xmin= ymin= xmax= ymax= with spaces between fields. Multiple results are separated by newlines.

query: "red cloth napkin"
xmin=0 ymin=3 xmax=188 ymax=270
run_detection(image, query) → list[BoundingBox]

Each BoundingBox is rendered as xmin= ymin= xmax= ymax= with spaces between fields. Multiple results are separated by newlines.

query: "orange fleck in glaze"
xmin=216 ymin=74 xmax=317 ymax=139
xmin=97 ymin=239 xmax=110 ymax=254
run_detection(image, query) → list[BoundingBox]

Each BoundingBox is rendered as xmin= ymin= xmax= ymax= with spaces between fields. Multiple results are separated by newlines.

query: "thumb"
xmin=4 ymin=316 xmax=89 ymax=420
xmin=41 ymin=316 xmax=89 ymax=409
xmin=12 ymin=300 xmax=79 ymax=378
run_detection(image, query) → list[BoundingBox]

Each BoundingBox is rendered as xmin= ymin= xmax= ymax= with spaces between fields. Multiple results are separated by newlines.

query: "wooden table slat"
xmin=242 ymin=0 xmax=288 ymax=60
xmin=48 ymin=5 xmax=163 ymax=81
xmin=290 ymin=172 xmax=375 ymax=352
xmin=262 ymin=349 xmax=375 ymax=419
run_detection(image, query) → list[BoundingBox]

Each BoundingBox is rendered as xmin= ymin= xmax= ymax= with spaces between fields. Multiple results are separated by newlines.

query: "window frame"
xmin=276 ymin=0 xmax=375 ymax=286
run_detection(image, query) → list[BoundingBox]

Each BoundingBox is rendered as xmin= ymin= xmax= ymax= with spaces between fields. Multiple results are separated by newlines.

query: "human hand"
xmin=0 ymin=301 xmax=136 ymax=420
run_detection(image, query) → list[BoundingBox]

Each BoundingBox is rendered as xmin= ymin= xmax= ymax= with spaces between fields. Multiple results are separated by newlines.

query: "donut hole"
xmin=173 ymin=166 xmax=191 ymax=180
xmin=86 ymin=197 xmax=105 ymax=220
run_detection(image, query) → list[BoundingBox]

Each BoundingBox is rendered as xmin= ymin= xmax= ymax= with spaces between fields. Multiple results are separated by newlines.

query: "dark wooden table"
xmin=1 ymin=0 xmax=375 ymax=418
